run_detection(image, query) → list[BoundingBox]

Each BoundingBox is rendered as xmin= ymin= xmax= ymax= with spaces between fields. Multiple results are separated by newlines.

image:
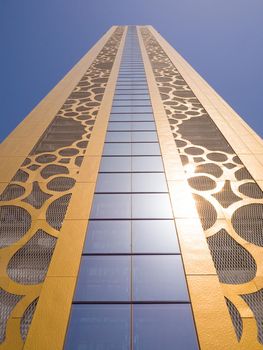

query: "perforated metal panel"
xmin=239 ymin=183 xmax=263 ymax=199
xmin=0 ymin=206 xmax=31 ymax=248
xmin=12 ymin=169 xmax=29 ymax=183
xmin=232 ymin=204 xmax=263 ymax=247
xmin=207 ymin=229 xmax=256 ymax=284
xmin=192 ymin=194 xmax=217 ymax=230
xmin=0 ymin=184 xmax=25 ymax=201
xmin=7 ymin=229 xmax=56 ymax=284
xmin=22 ymin=182 xmax=52 ymax=209
xmin=0 ymin=288 xmax=22 ymax=343
xmin=40 ymin=164 xmax=69 ymax=179
xmin=46 ymin=194 xmax=72 ymax=230
xmin=212 ymin=180 xmax=242 ymax=208
xmin=20 ymin=298 xmax=38 ymax=342
xmin=242 ymin=289 xmax=263 ymax=344
xmin=225 ymin=298 xmax=243 ymax=341
xmin=47 ymin=177 xmax=76 ymax=192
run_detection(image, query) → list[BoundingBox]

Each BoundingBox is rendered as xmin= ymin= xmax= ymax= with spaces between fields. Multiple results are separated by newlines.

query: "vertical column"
xmin=5 ymin=27 xmax=126 ymax=350
xmin=64 ymin=26 xmax=199 ymax=350
xmin=138 ymin=27 xmax=241 ymax=349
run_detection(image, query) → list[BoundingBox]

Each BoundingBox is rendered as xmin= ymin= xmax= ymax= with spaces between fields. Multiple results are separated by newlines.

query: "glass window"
xmin=132 ymin=220 xmax=180 ymax=253
xmin=131 ymin=122 xmax=156 ymax=131
xmin=96 ymin=173 xmax=131 ymax=193
xmin=103 ymin=143 xmax=131 ymax=156
xmin=64 ymin=304 xmax=130 ymax=350
xmin=132 ymin=143 xmax=161 ymax=155
xmin=132 ymin=173 xmax=168 ymax=193
xmin=106 ymin=132 xmax=131 ymax=142
xmin=99 ymin=156 xmax=131 ymax=172
xmin=111 ymin=106 xmax=152 ymax=113
xmin=131 ymin=132 xmax=158 ymax=142
xmin=109 ymin=115 xmax=133 ymax=122
xmin=112 ymin=100 xmax=151 ymax=106
xmin=132 ymin=193 xmax=173 ymax=219
xmin=83 ymin=220 xmax=131 ymax=254
xmin=90 ymin=194 xmax=131 ymax=219
xmin=132 ymin=255 xmax=189 ymax=301
xmin=115 ymin=89 xmax=149 ymax=94
xmin=108 ymin=122 xmax=132 ymax=131
xmin=132 ymin=156 xmax=163 ymax=171
xmin=133 ymin=304 xmax=199 ymax=350
xmin=114 ymin=94 xmax=149 ymax=100
xmin=131 ymin=115 xmax=154 ymax=122
xmin=74 ymin=256 xmax=131 ymax=301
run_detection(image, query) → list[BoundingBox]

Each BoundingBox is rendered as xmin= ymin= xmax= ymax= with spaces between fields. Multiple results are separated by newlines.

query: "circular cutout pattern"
xmin=192 ymin=194 xmax=217 ymax=230
xmin=239 ymin=183 xmax=263 ymax=199
xmin=59 ymin=148 xmax=79 ymax=157
xmin=0 ymin=206 xmax=31 ymax=248
xmin=47 ymin=177 xmax=76 ymax=192
xmin=0 ymin=184 xmax=25 ymax=201
xmin=36 ymin=154 xmax=57 ymax=164
xmin=188 ymin=176 xmax=216 ymax=191
xmin=185 ymin=147 xmax=204 ymax=156
xmin=207 ymin=152 xmax=228 ymax=162
xmin=232 ymin=204 xmax=263 ymax=246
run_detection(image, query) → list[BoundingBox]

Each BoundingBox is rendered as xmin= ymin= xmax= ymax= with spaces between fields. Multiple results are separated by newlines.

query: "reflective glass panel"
xmin=103 ymin=143 xmax=132 ymax=156
xmin=132 ymin=156 xmax=163 ymax=171
xmin=100 ymin=157 xmax=131 ymax=172
xmin=132 ymin=255 xmax=189 ymax=301
xmin=132 ymin=173 xmax=168 ymax=192
xmin=83 ymin=220 xmax=131 ymax=254
xmin=131 ymin=122 xmax=156 ymax=131
xmin=133 ymin=304 xmax=199 ymax=350
xmin=132 ymin=143 xmax=161 ymax=156
xmin=74 ymin=256 xmax=131 ymax=301
xmin=111 ymin=106 xmax=152 ymax=113
xmin=90 ymin=194 xmax=131 ymax=219
xmin=113 ymin=100 xmax=151 ymax=106
xmin=132 ymin=220 xmax=179 ymax=253
xmin=96 ymin=173 xmax=131 ymax=193
xmin=108 ymin=122 xmax=132 ymax=131
xmin=132 ymin=194 xmax=173 ymax=219
xmin=64 ymin=304 xmax=130 ymax=350
xmin=105 ymin=132 xmax=131 ymax=142
xmin=114 ymin=94 xmax=149 ymax=100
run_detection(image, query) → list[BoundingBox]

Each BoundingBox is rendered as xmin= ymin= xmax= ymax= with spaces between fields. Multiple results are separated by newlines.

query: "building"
xmin=0 ymin=25 xmax=263 ymax=350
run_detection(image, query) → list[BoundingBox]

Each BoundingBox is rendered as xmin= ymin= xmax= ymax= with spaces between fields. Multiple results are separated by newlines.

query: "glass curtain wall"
xmin=64 ymin=26 xmax=199 ymax=350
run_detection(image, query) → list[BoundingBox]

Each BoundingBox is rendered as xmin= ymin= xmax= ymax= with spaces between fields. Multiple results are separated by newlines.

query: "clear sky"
xmin=1 ymin=0 xmax=263 ymax=142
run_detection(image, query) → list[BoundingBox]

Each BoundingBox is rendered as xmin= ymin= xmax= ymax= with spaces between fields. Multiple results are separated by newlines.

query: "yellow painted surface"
xmin=23 ymin=26 xmax=127 ymax=350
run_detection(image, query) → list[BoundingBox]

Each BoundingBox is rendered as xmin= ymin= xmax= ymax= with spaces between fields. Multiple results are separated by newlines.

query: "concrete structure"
xmin=0 ymin=25 xmax=263 ymax=350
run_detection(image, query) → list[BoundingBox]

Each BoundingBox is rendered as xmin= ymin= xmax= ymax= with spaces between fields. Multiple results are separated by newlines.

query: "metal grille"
xmin=59 ymin=148 xmax=79 ymax=157
xmin=0 ymin=206 xmax=31 ymax=248
xmin=232 ymin=204 xmax=263 ymax=246
xmin=239 ymin=182 xmax=263 ymax=199
xmin=194 ymin=163 xmax=223 ymax=178
xmin=212 ymin=180 xmax=242 ymax=208
xmin=7 ymin=229 xmax=56 ymax=285
xmin=47 ymin=177 xmax=76 ymax=192
xmin=75 ymin=156 xmax=84 ymax=167
xmin=225 ymin=297 xmax=243 ymax=341
xmin=46 ymin=194 xmax=71 ymax=230
xmin=27 ymin=164 xmax=40 ymax=171
xmin=207 ymin=229 xmax=256 ymax=284
xmin=192 ymin=194 xmax=217 ymax=230
xmin=31 ymin=117 xmax=86 ymax=155
xmin=0 ymin=288 xmax=22 ymax=343
xmin=0 ymin=184 xmax=25 ymax=201
xmin=20 ymin=298 xmax=38 ymax=342
xmin=35 ymin=154 xmax=57 ymax=164
xmin=188 ymin=176 xmax=216 ymax=191
xmin=235 ymin=167 xmax=253 ymax=181
xmin=207 ymin=152 xmax=228 ymax=162
xmin=22 ymin=182 xmax=52 ymax=209
xmin=241 ymin=289 xmax=263 ymax=344
xmin=40 ymin=164 xmax=69 ymax=179
xmin=12 ymin=169 xmax=29 ymax=183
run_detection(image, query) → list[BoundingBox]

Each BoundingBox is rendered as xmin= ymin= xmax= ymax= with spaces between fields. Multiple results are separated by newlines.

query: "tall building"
xmin=0 ymin=25 xmax=263 ymax=350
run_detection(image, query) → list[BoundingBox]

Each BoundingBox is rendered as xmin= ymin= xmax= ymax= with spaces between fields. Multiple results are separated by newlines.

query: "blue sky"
xmin=1 ymin=0 xmax=263 ymax=141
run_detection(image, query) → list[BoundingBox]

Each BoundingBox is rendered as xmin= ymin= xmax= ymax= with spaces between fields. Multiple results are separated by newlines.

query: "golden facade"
xmin=0 ymin=25 xmax=263 ymax=350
